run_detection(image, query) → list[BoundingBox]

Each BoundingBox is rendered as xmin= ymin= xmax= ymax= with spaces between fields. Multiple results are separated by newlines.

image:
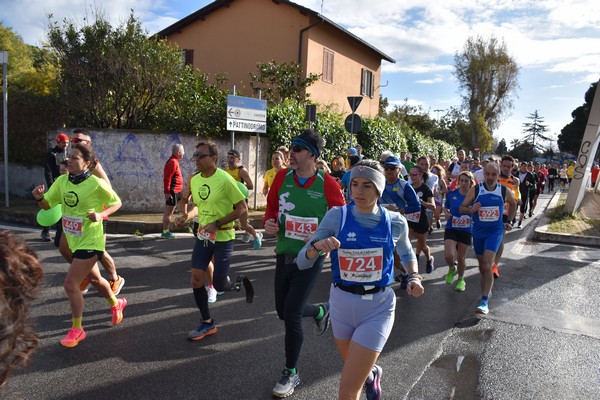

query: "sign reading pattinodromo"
xmin=227 ymin=95 xmax=267 ymax=133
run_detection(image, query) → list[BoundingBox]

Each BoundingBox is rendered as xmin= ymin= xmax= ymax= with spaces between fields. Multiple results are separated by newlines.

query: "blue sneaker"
xmin=253 ymin=232 xmax=263 ymax=250
xmin=364 ymin=364 xmax=382 ymax=400
xmin=161 ymin=231 xmax=176 ymax=239
xmin=475 ymin=300 xmax=489 ymax=315
xmin=187 ymin=320 xmax=217 ymax=341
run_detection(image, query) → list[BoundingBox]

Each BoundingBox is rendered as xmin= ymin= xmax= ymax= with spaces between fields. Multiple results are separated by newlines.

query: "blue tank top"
xmin=330 ymin=203 xmax=395 ymax=287
xmin=472 ymin=182 xmax=504 ymax=234
xmin=444 ymin=189 xmax=472 ymax=233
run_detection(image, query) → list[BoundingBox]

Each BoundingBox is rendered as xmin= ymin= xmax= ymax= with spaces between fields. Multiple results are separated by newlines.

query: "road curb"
xmin=533 ymin=191 xmax=600 ymax=247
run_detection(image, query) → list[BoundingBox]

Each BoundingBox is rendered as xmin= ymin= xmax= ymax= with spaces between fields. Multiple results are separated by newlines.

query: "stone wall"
xmin=0 ymin=130 xmax=270 ymax=212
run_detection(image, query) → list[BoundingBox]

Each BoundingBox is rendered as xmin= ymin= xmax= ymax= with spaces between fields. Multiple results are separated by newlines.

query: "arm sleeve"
xmin=296 ymin=207 xmax=342 ymax=270
xmin=263 ymin=168 xmax=287 ymax=224
xmin=391 ymin=212 xmax=417 ymax=266
xmin=324 ymin=174 xmax=346 ymax=207
xmin=404 ymin=184 xmax=421 ymax=214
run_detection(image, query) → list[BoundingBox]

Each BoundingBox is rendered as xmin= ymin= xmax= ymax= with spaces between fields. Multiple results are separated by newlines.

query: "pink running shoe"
xmin=60 ymin=327 xmax=87 ymax=348
xmin=111 ymin=298 xmax=127 ymax=325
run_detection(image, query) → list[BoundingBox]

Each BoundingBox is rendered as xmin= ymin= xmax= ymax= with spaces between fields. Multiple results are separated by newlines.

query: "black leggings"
xmin=274 ymin=254 xmax=324 ymax=370
xmin=519 ymin=187 xmax=529 ymax=215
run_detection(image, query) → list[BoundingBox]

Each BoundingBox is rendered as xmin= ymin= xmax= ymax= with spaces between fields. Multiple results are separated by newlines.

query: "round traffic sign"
xmin=345 ymin=114 xmax=362 ymax=134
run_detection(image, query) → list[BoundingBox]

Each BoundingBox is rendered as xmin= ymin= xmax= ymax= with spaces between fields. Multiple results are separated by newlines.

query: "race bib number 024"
xmin=478 ymin=206 xmax=500 ymax=222
xmin=338 ymin=247 xmax=383 ymax=283
xmin=285 ymin=215 xmax=318 ymax=240
xmin=63 ymin=216 xmax=84 ymax=236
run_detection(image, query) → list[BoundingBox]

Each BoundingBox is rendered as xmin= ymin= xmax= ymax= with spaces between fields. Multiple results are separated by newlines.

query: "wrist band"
xmin=35 ymin=196 xmax=44 ymax=202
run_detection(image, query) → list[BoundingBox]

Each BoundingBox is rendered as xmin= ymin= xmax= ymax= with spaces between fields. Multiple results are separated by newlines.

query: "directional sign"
xmin=227 ymin=95 xmax=267 ymax=133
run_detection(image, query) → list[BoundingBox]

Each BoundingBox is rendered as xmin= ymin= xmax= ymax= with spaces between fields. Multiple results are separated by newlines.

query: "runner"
xmin=161 ymin=143 xmax=184 ymax=239
xmin=175 ymin=141 xmax=254 ymax=341
xmin=459 ymin=162 xmax=516 ymax=314
xmin=296 ymin=160 xmax=424 ymax=400
xmin=63 ymin=130 xmax=125 ymax=296
xmin=0 ymin=231 xmax=44 ymax=384
xmin=516 ymin=162 xmax=536 ymax=228
xmin=495 ymin=155 xmax=520 ymax=278
xmin=380 ymin=155 xmax=420 ymax=288
xmin=32 ymin=143 xmax=127 ymax=347
xmin=408 ymin=166 xmax=436 ymax=273
xmin=224 ymin=149 xmax=263 ymax=249
xmin=263 ymin=129 xmax=345 ymax=398
xmin=444 ymin=171 xmax=475 ymax=292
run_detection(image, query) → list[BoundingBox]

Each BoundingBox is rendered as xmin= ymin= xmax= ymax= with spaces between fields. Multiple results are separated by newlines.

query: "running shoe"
xmin=41 ymin=231 xmax=52 ymax=242
xmin=426 ymin=256 xmax=435 ymax=274
xmin=364 ymin=364 xmax=382 ymax=400
xmin=109 ymin=276 xmax=125 ymax=295
xmin=207 ymin=286 xmax=217 ymax=303
xmin=60 ymin=327 xmax=87 ymax=348
xmin=111 ymin=298 xmax=127 ymax=325
xmin=475 ymin=299 xmax=489 ymax=315
xmin=455 ymin=278 xmax=466 ymax=292
xmin=517 ymin=220 xmax=522 ymax=228
xmin=80 ymin=278 xmax=90 ymax=294
xmin=428 ymin=227 xmax=434 ymax=235
xmin=242 ymin=233 xmax=251 ymax=243
xmin=492 ymin=263 xmax=500 ymax=279
xmin=161 ymin=231 xmax=177 ymax=239
xmin=188 ymin=320 xmax=217 ymax=341
xmin=445 ymin=267 xmax=456 ymax=285
xmin=313 ymin=302 xmax=330 ymax=336
xmin=272 ymin=369 xmax=300 ymax=398
xmin=436 ymin=220 xmax=441 ymax=229
xmin=253 ymin=232 xmax=263 ymax=250
xmin=234 ymin=275 xmax=255 ymax=303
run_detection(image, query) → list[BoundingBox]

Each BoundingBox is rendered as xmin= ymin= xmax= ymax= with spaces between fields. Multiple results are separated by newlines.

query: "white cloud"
xmin=415 ymin=75 xmax=444 ymax=85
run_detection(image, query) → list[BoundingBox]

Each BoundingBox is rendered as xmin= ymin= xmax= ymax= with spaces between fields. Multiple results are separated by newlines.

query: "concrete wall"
xmin=1 ymin=130 xmax=270 ymax=212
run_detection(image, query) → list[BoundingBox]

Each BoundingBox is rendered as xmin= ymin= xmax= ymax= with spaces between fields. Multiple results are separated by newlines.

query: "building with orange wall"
xmin=157 ymin=0 xmax=395 ymax=117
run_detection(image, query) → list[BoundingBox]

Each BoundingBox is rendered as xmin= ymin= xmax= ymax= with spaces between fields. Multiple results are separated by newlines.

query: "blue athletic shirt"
xmin=381 ymin=179 xmax=421 ymax=214
xmin=444 ymin=189 xmax=472 ymax=233
xmin=472 ymin=182 xmax=505 ymax=234
xmin=296 ymin=204 xmax=416 ymax=287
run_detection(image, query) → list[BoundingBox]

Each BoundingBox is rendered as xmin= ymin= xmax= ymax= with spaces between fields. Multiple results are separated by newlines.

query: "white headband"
xmin=350 ymin=165 xmax=386 ymax=197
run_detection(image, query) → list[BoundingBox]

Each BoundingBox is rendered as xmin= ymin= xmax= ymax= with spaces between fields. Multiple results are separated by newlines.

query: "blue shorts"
xmin=191 ymin=239 xmax=234 ymax=278
xmin=329 ymin=284 xmax=396 ymax=352
xmin=473 ymin=230 xmax=504 ymax=255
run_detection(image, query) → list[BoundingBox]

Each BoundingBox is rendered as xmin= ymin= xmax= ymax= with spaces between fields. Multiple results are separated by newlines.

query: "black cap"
xmin=228 ymin=149 xmax=240 ymax=158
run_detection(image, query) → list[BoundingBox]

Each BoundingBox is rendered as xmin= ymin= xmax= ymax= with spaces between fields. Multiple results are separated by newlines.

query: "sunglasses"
xmin=70 ymin=138 xmax=88 ymax=144
xmin=193 ymin=152 xmax=210 ymax=159
xmin=409 ymin=173 xmax=421 ymax=176
xmin=331 ymin=160 xmax=340 ymax=166
xmin=383 ymin=166 xmax=398 ymax=171
xmin=290 ymin=145 xmax=307 ymax=153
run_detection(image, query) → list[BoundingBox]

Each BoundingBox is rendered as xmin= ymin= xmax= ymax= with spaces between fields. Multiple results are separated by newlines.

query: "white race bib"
xmin=452 ymin=215 xmax=471 ymax=228
xmin=338 ymin=247 xmax=383 ymax=283
xmin=63 ymin=216 xmax=84 ymax=236
xmin=285 ymin=215 xmax=318 ymax=241
xmin=197 ymin=226 xmax=217 ymax=243
xmin=405 ymin=211 xmax=421 ymax=223
xmin=478 ymin=206 xmax=500 ymax=222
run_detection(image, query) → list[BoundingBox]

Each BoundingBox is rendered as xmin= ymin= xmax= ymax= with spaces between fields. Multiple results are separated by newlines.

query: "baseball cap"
xmin=56 ymin=133 xmax=69 ymax=143
xmin=228 ymin=149 xmax=240 ymax=158
xmin=348 ymin=147 xmax=358 ymax=156
xmin=383 ymin=156 xmax=400 ymax=166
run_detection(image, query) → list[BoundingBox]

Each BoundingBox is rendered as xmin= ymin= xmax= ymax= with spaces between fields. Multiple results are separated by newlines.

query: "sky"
xmin=2 ymin=0 xmax=600 ymax=149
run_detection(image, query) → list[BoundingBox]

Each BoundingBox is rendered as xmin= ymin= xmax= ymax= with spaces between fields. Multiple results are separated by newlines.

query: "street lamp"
xmin=1 ymin=50 xmax=7 ymax=208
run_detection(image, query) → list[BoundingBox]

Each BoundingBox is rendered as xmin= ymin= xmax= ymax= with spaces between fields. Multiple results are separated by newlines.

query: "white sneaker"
xmin=242 ymin=233 xmax=251 ymax=243
xmin=272 ymin=370 xmax=300 ymax=398
xmin=207 ymin=287 xmax=217 ymax=303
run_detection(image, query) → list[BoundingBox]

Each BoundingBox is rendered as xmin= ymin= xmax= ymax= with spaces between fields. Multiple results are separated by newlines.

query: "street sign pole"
xmin=347 ymin=96 xmax=363 ymax=149
xmin=1 ymin=51 xmax=8 ymax=208
xmin=231 ymin=86 xmax=236 ymax=150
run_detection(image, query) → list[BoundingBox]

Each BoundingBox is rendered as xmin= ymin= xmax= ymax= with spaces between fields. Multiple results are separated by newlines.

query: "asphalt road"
xmin=2 ymin=192 xmax=600 ymax=400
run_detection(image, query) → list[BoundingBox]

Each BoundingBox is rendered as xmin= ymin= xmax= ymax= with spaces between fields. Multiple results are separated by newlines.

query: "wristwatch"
xmin=215 ymin=220 xmax=223 ymax=228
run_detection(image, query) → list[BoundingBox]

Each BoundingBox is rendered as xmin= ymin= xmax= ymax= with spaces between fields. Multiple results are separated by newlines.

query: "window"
xmin=181 ymin=49 xmax=194 ymax=66
xmin=322 ymin=48 xmax=334 ymax=83
xmin=360 ymin=68 xmax=374 ymax=98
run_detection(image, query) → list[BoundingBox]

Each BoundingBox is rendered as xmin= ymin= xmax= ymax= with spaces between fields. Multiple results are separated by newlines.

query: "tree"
xmin=47 ymin=12 xmax=183 ymax=128
xmin=521 ymin=110 xmax=552 ymax=160
xmin=509 ymin=139 xmax=535 ymax=161
xmin=248 ymin=60 xmax=320 ymax=107
xmin=495 ymin=138 xmax=508 ymax=155
xmin=558 ymin=82 xmax=597 ymax=156
xmin=453 ymin=35 xmax=520 ymax=152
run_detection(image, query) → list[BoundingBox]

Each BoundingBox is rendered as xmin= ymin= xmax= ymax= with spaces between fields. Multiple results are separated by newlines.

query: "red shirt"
xmin=591 ymin=167 xmax=599 ymax=183
xmin=163 ymin=156 xmax=183 ymax=194
xmin=263 ymin=168 xmax=345 ymax=224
